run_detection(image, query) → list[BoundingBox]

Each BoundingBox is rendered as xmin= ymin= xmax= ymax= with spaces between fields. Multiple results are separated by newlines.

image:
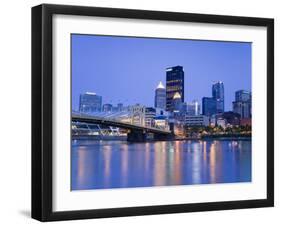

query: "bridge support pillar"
xmin=127 ymin=130 xmax=147 ymax=142
xmin=153 ymin=133 xmax=174 ymax=141
xmin=127 ymin=130 xmax=174 ymax=142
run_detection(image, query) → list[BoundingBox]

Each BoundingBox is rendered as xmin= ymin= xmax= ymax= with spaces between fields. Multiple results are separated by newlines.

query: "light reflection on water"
xmin=71 ymin=139 xmax=251 ymax=190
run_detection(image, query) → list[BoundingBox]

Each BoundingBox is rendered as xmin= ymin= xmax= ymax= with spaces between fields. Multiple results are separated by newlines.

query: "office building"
xmin=166 ymin=66 xmax=184 ymax=112
xmin=187 ymin=100 xmax=200 ymax=115
xmin=155 ymin=108 xmax=169 ymax=118
xmin=232 ymin=90 xmax=251 ymax=118
xmin=202 ymin=97 xmax=217 ymax=116
xmin=102 ymin=103 xmax=113 ymax=112
xmin=79 ymin=92 xmax=102 ymax=113
xmin=154 ymin=81 xmax=166 ymax=109
xmin=235 ymin=90 xmax=251 ymax=102
xmin=185 ymin=115 xmax=210 ymax=127
xmin=233 ymin=102 xmax=251 ymax=118
xmin=212 ymin=81 xmax=224 ymax=113
xmin=172 ymin=92 xmax=183 ymax=113
xmin=145 ymin=107 xmax=156 ymax=127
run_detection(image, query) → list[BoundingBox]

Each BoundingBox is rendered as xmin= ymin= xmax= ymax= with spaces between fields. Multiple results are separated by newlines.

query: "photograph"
xmin=71 ymin=34 xmax=252 ymax=191
xmin=30 ymin=3 xmax=274 ymax=221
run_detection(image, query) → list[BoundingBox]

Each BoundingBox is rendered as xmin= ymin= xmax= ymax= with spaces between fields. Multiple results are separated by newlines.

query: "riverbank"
xmin=175 ymin=134 xmax=251 ymax=141
xmin=202 ymin=133 xmax=251 ymax=139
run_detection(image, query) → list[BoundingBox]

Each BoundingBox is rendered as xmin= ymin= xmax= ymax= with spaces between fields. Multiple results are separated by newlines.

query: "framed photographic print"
xmin=32 ymin=4 xmax=274 ymax=221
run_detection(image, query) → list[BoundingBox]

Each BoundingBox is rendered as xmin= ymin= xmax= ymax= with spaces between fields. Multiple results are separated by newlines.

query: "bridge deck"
xmin=72 ymin=113 xmax=171 ymax=135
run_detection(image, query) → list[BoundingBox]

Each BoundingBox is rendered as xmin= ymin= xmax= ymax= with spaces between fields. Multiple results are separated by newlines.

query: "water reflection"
xmin=154 ymin=142 xmax=166 ymax=186
xmin=191 ymin=142 xmax=201 ymax=184
xmin=71 ymin=139 xmax=251 ymax=190
xmin=120 ymin=143 xmax=128 ymax=187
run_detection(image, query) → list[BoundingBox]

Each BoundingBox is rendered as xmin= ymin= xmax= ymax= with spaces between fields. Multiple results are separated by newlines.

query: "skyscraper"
xmin=202 ymin=97 xmax=217 ymax=116
xmin=212 ymin=81 xmax=224 ymax=113
xmin=187 ymin=100 xmax=201 ymax=116
xmin=233 ymin=90 xmax=251 ymax=118
xmin=79 ymin=92 xmax=102 ymax=113
xmin=166 ymin=66 xmax=184 ymax=112
xmin=154 ymin=81 xmax=166 ymax=109
xmin=235 ymin=90 xmax=251 ymax=102
xmin=172 ymin=92 xmax=183 ymax=113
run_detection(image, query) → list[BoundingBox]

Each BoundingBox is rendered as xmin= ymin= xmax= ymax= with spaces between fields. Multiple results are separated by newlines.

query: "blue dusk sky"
xmin=72 ymin=34 xmax=251 ymax=111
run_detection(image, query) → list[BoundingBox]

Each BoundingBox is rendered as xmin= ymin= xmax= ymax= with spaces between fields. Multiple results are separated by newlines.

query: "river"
xmin=71 ymin=139 xmax=251 ymax=190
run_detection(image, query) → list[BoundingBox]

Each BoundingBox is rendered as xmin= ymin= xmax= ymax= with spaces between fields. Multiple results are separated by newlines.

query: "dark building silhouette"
xmin=221 ymin=111 xmax=241 ymax=126
xmin=202 ymin=97 xmax=217 ymax=116
xmin=166 ymin=66 xmax=184 ymax=112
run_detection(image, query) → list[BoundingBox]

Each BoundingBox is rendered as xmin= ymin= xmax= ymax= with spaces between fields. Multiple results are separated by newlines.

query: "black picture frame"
xmin=32 ymin=3 xmax=274 ymax=222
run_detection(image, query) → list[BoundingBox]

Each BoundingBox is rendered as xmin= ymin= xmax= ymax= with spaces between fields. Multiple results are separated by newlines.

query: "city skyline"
xmin=72 ymin=34 xmax=251 ymax=111
xmin=77 ymin=83 xmax=251 ymax=116
xmin=71 ymin=34 xmax=253 ymax=192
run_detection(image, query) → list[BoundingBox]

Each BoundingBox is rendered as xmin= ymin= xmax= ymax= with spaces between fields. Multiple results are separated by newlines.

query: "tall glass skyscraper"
xmin=166 ymin=66 xmax=184 ymax=112
xmin=79 ymin=92 xmax=102 ymax=113
xmin=235 ymin=90 xmax=251 ymax=102
xmin=154 ymin=81 xmax=166 ymax=109
xmin=212 ymin=81 xmax=224 ymax=113
xmin=233 ymin=90 xmax=251 ymax=118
